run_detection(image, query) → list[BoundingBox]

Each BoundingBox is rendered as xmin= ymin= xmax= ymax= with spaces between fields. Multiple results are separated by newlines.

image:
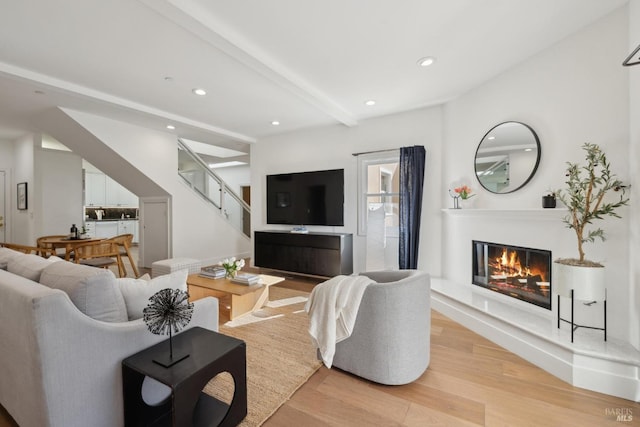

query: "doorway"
xmin=357 ymin=154 xmax=400 ymax=270
xmin=0 ymin=170 xmax=5 ymax=242
xmin=139 ymin=197 xmax=170 ymax=268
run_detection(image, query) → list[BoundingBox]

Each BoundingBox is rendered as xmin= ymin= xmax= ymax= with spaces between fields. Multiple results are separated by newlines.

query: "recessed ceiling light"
xmin=192 ymin=88 xmax=207 ymax=96
xmin=417 ymin=56 xmax=436 ymax=67
xmin=487 ymin=136 xmax=495 ymax=140
xmin=364 ymin=100 xmax=376 ymax=106
xmin=271 ymin=121 xmax=280 ymax=126
xmin=166 ymin=124 xmax=175 ymax=130
xmin=524 ymin=148 xmax=533 ymax=152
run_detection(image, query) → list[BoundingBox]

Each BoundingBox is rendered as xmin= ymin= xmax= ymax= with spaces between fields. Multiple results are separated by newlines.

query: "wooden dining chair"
xmin=73 ymin=241 xmax=124 ymax=277
xmin=0 ymin=242 xmax=41 ymax=254
xmin=36 ymin=235 xmax=67 ymax=258
xmin=107 ymin=234 xmax=139 ymax=278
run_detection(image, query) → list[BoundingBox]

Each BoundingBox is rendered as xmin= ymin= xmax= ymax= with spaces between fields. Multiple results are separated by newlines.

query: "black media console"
xmin=254 ymin=230 xmax=353 ymax=277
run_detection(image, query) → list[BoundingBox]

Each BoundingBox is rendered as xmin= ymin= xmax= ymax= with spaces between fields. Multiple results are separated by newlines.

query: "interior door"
xmin=0 ymin=170 xmax=5 ymax=242
xmin=140 ymin=197 xmax=169 ymax=268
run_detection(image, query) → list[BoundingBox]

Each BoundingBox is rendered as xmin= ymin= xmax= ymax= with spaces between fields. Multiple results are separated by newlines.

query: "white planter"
xmin=460 ymin=197 xmax=476 ymax=209
xmin=553 ymin=261 xmax=606 ymax=301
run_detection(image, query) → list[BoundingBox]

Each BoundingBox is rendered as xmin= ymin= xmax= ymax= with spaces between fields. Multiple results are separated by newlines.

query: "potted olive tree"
xmin=554 ymin=143 xmax=629 ymax=300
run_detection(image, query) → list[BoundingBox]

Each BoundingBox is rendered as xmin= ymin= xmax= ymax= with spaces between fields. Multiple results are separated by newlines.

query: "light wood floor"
xmin=1 ymin=270 xmax=637 ymax=426
xmin=265 ymin=275 xmax=639 ymax=427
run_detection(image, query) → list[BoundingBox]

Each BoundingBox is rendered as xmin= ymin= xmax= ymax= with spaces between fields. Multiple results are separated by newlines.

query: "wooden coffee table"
xmin=187 ymin=273 xmax=284 ymax=320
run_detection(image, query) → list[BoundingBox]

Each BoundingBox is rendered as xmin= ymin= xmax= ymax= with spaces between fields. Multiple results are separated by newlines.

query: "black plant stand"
xmin=122 ymin=327 xmax=247 ymax=426
xmin=557 ymin=289 xmax=607 ymax=343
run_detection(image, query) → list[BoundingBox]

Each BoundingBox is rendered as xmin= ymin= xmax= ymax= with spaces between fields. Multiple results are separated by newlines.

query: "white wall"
xmin=628 ymin=0 xmax=640 ymax=350
xmin=214 ymin=165 xmax=250 ymax=196
xmin=442 ymin=6 xmax=631 ymax=341
xmin=34 ymin=148 xmax=84 ymax=237
xmin=0 ymin=139 xmax=13 ymax=170
xmin=251 ymin=5 xmax=634 ymax=343
xmin=0 ymin=139 xmax=14 ymax=242
xmin=11 ymin=134 xmax=35 ymax=245
xmin=61 ymin=110 xmax=251 ymax=265
xmin=251 ymin=106 xmax=443 ymax=275
xmin=1 ymin=136 xmax=92 ymax=245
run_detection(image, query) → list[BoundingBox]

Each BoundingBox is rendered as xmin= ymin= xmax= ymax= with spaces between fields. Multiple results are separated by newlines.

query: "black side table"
xmin=122 ymin=327 xmax=247 ymax=426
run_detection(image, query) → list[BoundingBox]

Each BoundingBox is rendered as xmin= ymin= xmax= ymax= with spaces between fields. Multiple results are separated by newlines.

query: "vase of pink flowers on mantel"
xmin=448 ymin=185 xmax=476 ymax=209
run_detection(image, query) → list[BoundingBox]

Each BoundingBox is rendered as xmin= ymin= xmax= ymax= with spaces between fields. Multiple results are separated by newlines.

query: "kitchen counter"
xmin=85 ymin=207 xmax=138 ymax=222
xmin=85 ymin=218 xmax=138 ymax=222
xmin=83 ymin=219 xmax=139 ymax=243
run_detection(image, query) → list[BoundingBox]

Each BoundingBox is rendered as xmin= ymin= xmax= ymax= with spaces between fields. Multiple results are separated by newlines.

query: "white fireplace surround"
xmin=439 ymin=208 xmax=640 ymax=402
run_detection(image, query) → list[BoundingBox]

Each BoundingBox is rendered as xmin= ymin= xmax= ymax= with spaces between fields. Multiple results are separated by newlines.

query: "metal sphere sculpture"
xmin=143 ymin=288 xmax=194 ymax=367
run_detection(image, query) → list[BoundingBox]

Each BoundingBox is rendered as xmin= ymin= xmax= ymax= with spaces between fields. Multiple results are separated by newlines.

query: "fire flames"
xmin=473 ymin=241 xmax=552 ymax=309
xmin=490 ymin=248 xmax=547 ymax=282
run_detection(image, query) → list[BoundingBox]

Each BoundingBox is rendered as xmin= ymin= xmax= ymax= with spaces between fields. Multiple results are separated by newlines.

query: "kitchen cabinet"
xmin=85 ymin=172 xmax=106 ymax=206
xmin=83 ymin=221 xmax=96 ymax=238
xmin=106 ymin=178 xmax=138 ymax=207
xmin=85 ymin=170 xmax=138 ymax=207
xmin=84 ymin=220 xmax=139 ymax=241
xmin=95 ymin=221 xmax=118 ymax=239
xmin=118 ymin=220 xmax=139 ymax=243
xmin=133 ymin=220 xmax=139 ymax=243
xmin=119 ymin=186 xmax=139 ymax=207
xmin=118 ymin=220 xmax=132 ymax=235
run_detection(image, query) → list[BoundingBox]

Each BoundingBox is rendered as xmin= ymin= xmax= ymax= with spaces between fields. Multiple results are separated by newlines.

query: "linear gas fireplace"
xmin=472 ymin=240 xmax=552 ymax=310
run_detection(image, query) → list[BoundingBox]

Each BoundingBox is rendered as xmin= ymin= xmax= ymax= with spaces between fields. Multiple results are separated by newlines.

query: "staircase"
xmin=177 ymin=139 xmax=251 ymax=238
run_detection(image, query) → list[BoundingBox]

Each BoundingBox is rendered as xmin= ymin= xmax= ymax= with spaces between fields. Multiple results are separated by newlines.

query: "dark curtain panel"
xmin=399 ymin=145 xmax=426 ymax=269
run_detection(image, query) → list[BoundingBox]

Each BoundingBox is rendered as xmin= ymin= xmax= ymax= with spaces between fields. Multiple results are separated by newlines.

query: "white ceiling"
xmin=0 ymin=0 xmax=629 ymax=155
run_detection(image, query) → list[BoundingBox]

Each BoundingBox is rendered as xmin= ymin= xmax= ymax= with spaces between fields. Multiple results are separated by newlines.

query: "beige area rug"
xmin=203 ymin=286 xmax=321 ymax=426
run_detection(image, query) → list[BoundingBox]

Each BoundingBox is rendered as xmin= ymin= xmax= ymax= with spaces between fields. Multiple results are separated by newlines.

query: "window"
xmin=357 ymin=151 xmax=400 ymax=270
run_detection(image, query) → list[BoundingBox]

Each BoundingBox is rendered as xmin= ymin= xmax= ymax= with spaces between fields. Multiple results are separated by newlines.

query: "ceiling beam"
xmin=139 ymin=0 xmax=358 ymax=127
xmin=0 ymin=61 xmax=256 ymax=144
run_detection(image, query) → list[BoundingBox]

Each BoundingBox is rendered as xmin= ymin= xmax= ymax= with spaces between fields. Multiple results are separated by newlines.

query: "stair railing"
xmin=177 ymin=139 xmax=250 ymax=237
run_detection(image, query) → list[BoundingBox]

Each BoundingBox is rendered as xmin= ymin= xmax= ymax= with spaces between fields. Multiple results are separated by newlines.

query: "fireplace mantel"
xmin=442 ymin=208 xmax=568 ymax=220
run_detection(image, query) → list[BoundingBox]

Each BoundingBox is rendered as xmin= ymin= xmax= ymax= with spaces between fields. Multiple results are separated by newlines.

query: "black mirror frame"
xmin=474 ymin=121 xmax=541 ymax=194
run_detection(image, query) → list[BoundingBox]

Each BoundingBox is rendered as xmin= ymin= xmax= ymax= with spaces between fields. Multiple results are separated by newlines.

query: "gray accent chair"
xmin=331 ymin=270 xmax=431 ymax=385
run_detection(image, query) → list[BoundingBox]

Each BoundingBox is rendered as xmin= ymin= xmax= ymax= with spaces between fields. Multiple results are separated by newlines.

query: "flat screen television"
xmin=266 ymin=169 xmax=344 ymax=226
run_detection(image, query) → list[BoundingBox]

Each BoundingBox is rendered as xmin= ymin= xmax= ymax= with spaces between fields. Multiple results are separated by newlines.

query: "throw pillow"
xmin=7 ymin=253 xmax=62 ymax=281
xmin=39 ymin=261 xmax=128 ymax=323
xmin=117 ymin=269 xmax=189 ymax=320
xmin=0 ymin=248 xmax=23 ymax=270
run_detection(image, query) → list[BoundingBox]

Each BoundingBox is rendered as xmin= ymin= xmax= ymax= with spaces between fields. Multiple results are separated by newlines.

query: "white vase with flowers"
xmin=220 ymin=257 xmax=245 ymax=279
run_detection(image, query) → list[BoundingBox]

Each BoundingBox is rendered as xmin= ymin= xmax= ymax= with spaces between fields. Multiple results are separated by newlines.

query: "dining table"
xmin=38 ymin=236 xmax=104 ymax=261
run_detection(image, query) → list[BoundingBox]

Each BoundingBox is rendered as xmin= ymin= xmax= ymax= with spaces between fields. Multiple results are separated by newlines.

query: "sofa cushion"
xmin=39 ymin=261 xmax=128 ymax=323
xmin=117 ymin=269 xmax=188 ymax=320
xmin=7 ymin=254 xmax=62 ymax=281
xmin=0 ymin=248 xmax=23 ymax=270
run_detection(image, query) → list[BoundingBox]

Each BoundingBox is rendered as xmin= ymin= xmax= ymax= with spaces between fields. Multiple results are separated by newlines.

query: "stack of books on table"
xmin=231 ymin=273 xmax=261 ymax=286
xmin=199 ymin=266 xmax=226 ymax=279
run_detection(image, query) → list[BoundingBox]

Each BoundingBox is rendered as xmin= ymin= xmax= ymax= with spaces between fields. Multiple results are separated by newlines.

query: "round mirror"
xmin=474 ymin=121 xmax=541 ymax=194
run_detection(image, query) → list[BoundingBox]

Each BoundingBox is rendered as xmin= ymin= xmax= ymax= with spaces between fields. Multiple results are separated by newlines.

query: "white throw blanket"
xmin=305 ymin=275 xmax=374 ymax=368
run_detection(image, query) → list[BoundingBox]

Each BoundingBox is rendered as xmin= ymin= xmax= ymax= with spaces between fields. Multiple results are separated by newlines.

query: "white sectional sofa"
xmin=0 ymin=248 xmax=218 ymax=427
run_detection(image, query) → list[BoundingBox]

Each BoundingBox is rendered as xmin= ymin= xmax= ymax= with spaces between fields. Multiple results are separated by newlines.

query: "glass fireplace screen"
xmin=472 ymin=240 xmax=552 ymax=310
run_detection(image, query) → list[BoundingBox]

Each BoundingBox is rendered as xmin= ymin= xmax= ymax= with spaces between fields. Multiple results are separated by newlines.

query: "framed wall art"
xmin=17 ymin=182 xmax=27 ymax=210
